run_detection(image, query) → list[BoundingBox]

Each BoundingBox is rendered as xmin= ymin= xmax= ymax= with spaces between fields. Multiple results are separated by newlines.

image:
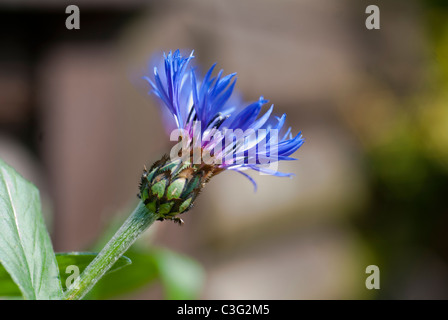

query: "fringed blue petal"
xmin=231 ymin=169 xmax=258 ymax=192
xmin=144 ymin=49 xmax=305 ymax=187
xmin=227 ymin=97 xmax=267 ymax=131
xmin=248 ymin=165 xmax=295 ymax=178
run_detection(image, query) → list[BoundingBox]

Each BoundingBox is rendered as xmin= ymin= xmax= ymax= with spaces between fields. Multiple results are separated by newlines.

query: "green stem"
xmin=63 ymin=201 xmax=157 ymax=300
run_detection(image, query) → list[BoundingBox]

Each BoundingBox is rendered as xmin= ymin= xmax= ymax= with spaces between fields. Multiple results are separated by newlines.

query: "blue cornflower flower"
xmin=139 ymin=49 xmax=304 ymax=224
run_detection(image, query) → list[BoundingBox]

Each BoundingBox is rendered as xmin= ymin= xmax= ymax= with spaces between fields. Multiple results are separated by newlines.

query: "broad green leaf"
xmin=0 ymin=252 xmax=132 ymax=296
xmin=55 ymin=252 xmax=131 ymax=290
xmin=0 ymin=261 xmax=21 ymax=297
xmin=154 ymin=249 xmax=204 ymax=300
xmin=0 ymin=159 xmax=62 ymax=299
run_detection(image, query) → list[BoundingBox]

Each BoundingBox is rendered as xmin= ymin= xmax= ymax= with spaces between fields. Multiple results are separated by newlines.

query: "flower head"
xmin=140 ymin=49 xmax=304 ymax=223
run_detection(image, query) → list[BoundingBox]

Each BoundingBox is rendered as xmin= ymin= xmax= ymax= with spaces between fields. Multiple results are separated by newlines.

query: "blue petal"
xmin=227 ymin=97 xmax=267 ymax=130
xmin=277 ymin=132 xmax=305 ymax=156
xmin=248 ymin=165 xmax=295 ymax=177
xmin=144 ymin=49 xmax=305 ymax=185
xmin=249 ymin=104 xmax=274 ymax=131
xmin=231 ymin=169 xmax=258 ymax=192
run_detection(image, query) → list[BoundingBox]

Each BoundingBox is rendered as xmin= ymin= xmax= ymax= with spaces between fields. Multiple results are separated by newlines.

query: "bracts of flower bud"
xmin=138 ymin=154 xmax=223 ymax=225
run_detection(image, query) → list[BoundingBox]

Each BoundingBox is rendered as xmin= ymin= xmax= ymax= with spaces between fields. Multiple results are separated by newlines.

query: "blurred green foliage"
xmin=354 ymin=0 xmax=448 ymax=298
xmin=85 ymin=246 xmax=204 ymax=300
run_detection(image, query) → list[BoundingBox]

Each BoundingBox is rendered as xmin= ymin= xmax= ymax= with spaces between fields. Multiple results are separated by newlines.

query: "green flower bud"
xmin=138 ymin=155 xmax=222 ymax=224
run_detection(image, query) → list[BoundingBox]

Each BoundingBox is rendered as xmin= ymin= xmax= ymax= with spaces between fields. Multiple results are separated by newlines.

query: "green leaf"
xmin=154 ymin=249 xmax=204 ymax=300
xmin=0 ymin=159 xmax=63 ymax=300
xmin=0 ymin=261 xmax=21 ymax=297
xmin=56 ymin=252 xmax=131 ymax=290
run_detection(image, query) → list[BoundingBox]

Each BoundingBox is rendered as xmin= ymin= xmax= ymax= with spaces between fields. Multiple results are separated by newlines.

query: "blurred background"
xmin=1 ymin=0 xmax=448 ymax=299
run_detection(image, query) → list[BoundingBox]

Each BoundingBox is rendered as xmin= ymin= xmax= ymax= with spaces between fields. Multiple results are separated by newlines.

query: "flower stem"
xmin=63 ymin=201 xmax=157 ymax=300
